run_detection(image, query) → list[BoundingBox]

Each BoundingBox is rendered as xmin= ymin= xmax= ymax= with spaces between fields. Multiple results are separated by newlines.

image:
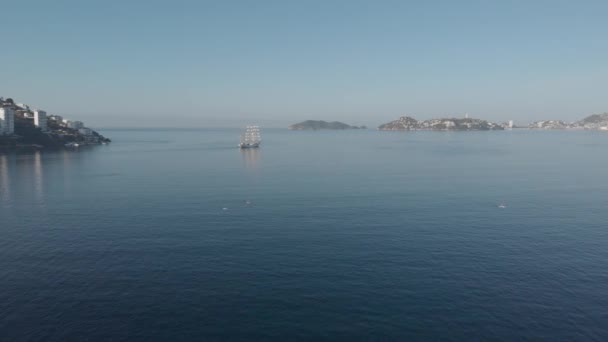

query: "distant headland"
xmin=289 ymin=120 xmax=366 ymax=130
xmin=529 ymin=113 xmax=608 ymax=130
xmin=0 ymin=97 xmax=111 ymax=150
xmin=378 ymin=113 xmax=608 ymax=131
xmin=378 ymin=116 xmax=504 ymax=131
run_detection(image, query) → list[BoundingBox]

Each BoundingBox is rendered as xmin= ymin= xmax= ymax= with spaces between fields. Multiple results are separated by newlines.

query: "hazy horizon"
xmin=2 ymin=0 xmax=608 ymax=128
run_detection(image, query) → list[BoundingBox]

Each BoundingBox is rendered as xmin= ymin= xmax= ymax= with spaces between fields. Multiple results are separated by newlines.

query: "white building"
xmin=508 ymin=120 xmax=514 ymax=129
xmin=63 ymin=120 xmax=84 ymax=129
xmin=0 ymin=107 xmax=15 ymax=135
xmin=34 ymin=110 xmax=48 ymax=132
xmin=49 ymin=115 xmax=63 ymax=122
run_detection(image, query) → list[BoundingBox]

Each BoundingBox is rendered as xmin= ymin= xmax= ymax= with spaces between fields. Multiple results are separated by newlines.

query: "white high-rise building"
xmin=0 ymin=107 xmax=15 ymax=135
xmin=508 ymin=120 xmax=514 ymax=129
xmin=34 ymin=110 xmax=48 ymax=132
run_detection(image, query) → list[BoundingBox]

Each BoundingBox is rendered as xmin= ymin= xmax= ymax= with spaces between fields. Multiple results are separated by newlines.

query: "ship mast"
xmin=240 ymin=125 xmax=261 ymax=145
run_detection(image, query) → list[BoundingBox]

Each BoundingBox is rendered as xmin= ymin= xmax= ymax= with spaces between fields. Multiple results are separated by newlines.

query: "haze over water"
xmin=1 ymin=129 xmax=608 ymax=340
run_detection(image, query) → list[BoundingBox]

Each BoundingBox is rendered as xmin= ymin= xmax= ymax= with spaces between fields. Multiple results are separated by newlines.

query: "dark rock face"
xmin=289 ymin=120 xmax=365 ymax=130
xmin=378 ymin=116 xmax=504 ymax=131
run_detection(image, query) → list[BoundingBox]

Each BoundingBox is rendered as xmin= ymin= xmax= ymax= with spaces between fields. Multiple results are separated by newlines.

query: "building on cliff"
xmin=0 ymin=107 xmax=15 ymax=135
xmin=49 ymin=115 xmax=63 ymax=122
xmin=63 ymin=120 xmax=84 ymax=129
xmin=34 ymin=110 xmax=48 ymax=132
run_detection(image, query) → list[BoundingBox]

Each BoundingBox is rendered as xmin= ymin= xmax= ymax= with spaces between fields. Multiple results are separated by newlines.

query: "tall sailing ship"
xmin=239 ymin=125 xmax=261 ymax=148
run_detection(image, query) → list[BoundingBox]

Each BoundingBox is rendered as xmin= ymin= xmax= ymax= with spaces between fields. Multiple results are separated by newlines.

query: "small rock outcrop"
xmin=289 ymin=120 xmax=366 ymax=130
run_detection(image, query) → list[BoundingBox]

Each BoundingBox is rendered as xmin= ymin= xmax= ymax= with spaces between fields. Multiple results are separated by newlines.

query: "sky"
xmin=1 ymin=0 xmax=607 ymax=128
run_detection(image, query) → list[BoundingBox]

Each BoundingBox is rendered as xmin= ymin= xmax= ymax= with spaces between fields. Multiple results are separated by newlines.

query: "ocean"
xmin=1 ymin=128 xmax=608 ymax=341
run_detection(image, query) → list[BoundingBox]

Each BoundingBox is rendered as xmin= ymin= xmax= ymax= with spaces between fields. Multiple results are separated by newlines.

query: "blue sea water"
xmin=1 ymin=129 xmax=608 ymax=341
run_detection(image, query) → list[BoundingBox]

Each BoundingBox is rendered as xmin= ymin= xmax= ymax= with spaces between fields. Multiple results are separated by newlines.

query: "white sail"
xmin=239 ymin=125 xmax=261 ymax=148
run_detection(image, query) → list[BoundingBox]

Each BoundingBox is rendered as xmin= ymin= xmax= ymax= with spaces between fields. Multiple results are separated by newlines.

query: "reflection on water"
xmin=0 ymin=154 xmax=10 ymax=203
xmin=0 ymin=150 xmax=83 ymax=205
xmin=33 ymin=151 xmax=45 ymax=205
xmin=241 ymin=148 xmax=261 ymax=170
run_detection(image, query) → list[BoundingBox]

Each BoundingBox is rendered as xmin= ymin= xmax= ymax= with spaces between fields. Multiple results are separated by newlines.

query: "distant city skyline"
xmin=2 ymin=0 xmax=608 ymax=128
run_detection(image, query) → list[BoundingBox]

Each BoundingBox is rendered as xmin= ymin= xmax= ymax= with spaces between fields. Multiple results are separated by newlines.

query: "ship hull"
xmin=239 ymin=142 xmax=260 ymax=149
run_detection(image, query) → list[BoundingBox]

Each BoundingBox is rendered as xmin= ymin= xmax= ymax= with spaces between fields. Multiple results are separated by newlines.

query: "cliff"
xmin=0 ymin=97 xmax=110 ymax=150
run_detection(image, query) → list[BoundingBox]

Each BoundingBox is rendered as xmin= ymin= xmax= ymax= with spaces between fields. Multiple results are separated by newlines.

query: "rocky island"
xmin=288 ymin=120 xmax=366 ymax=130
xmin=378 ymin=116 xmax=504 ymax=131
xmin=0 ymin=97 xmax=111 ymax=150
xmin=529 ymin=113 xmax=608 ymax=130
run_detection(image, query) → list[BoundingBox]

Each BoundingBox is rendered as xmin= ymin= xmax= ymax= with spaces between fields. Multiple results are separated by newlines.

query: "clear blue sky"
xmin=2 ymin=0 xmax=607 ymax=128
